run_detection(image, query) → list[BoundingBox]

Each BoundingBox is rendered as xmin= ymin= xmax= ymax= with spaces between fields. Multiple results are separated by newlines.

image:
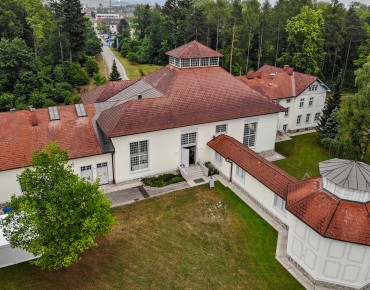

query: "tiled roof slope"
xmin=81 ymin=80 xmax=137 ymax=104
xmin=287 ymin=177 xmax=370 ymax=246
xmin=0 ymin=105 xmax=102 ymax=171
xmin=238 ymin=64 xmax=317 ymax=100
xmin=166 ymin=40 xmax=223 ymax=58
xmin=97 ymin=65 xmax=284 ymax=137
xmin=207 ymin=134 xmax=297 ymax=199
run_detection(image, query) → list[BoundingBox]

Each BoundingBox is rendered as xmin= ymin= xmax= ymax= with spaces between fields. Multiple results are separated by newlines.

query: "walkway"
xmin=100 ymin=38 xmax=129 ymax=80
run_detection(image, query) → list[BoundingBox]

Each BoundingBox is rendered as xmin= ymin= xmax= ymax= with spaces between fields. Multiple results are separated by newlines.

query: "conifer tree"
xmin=109 ymin=60 xmax=121 ymax=81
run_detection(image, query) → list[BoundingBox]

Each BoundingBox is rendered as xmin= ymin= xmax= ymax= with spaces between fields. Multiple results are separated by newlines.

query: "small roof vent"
xmin=137 ymin=94 xmax=142 ymax=99
xmin=48 ymin=106 xmax=60 ymax=121
xmin=75 ymin=103 xmax=87 ymax=117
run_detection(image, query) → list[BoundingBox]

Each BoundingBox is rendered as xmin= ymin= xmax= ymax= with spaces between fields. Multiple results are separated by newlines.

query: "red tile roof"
xmin=207 ymin=134 xmax=298 ymax=199
xmin=0 ymin=105 xmax=102 ymax=171
xmin=287 ymin=177 xmax=370 ymax=246
xmin=166 ymin=40 xmax=223 ymax=58
xmin=81 ymin=80 xmax=137 ymax=104
xmin=97 ymin=65 xmax=284 ymax=137
xmin=238 ymin=64 xmax=317 ymax=100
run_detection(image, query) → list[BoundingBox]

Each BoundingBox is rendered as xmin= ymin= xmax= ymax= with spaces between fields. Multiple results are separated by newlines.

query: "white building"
xmin=238 ymin=65 xmax=330 ymax=133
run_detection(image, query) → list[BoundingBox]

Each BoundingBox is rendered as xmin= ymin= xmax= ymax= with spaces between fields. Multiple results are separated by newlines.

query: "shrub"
xmin=142 ymin=173 xmax=185 ymax=187
xmin=204 ymin=162 xmax=219 ymax=176
xmin=93 ymin=73 xmax=107 ymax=86
xmin=85 ymin=56 xmax=99 ymax=77
xmin=64 ymin=94 xmax=81 ymax=105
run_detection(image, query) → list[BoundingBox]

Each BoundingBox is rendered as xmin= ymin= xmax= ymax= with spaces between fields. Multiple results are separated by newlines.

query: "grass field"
xmin=0 ymin=182 xmax=302 ymax=290
xmin=274 ymin=132 xmax=331 ymax=179
xmin=110 ymin=48 xmax=163 ymax=80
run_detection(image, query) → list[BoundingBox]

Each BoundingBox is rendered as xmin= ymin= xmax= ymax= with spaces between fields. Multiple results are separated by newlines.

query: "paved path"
xmin=101 ymin=42 xmax=129 ymax=80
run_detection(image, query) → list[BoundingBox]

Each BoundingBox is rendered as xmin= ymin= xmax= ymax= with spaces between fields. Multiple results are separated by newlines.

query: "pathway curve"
xmin=100 ymin=41 xmax=129 ymax=80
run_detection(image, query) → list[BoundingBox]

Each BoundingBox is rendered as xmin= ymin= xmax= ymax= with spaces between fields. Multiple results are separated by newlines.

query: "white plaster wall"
xmin=287 ymin=217 xmax=370 ymax=289
xmin=210 ymin=148 xmax=292 ymax=226
xmin=0 ymin=153 xmax=113 ymax=204
xmin=112 ymin=113 xmax=279 ymax=183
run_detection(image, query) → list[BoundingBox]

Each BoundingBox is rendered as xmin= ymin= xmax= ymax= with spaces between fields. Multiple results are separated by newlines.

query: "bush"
xmin=64 ymin=94 xmax=81 ymax=105
xmin=204 ymin=162 xmax=219 ymax=176
xmin=142 ymin=173 xmax=185 ymax=187
xmin=93 ymin=73 xmax=107 ymax=86
xmin=85 ymin=56 xmax=99 ymax=77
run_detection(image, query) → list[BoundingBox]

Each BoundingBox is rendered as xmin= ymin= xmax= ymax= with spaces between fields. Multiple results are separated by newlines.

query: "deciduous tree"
xmin=0 ymin=143 xmax=114 ymax=270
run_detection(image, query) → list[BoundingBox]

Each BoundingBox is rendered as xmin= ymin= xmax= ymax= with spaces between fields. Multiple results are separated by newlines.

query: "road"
xmin=101 ymin=42 xmax=129 ymax=80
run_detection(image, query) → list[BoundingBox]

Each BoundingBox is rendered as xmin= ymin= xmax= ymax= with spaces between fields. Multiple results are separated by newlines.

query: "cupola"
xmin=165 ymin=40 xmax=223 ymax=68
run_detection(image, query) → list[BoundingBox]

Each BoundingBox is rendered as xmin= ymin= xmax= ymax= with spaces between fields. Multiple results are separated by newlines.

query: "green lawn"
xmin=110 ymin=48 xmax=163 ymax=80
xmin=0 ymin=182 xmax=302 ymax=290
xmin=274 ymin=132 xmax=331 ymax=179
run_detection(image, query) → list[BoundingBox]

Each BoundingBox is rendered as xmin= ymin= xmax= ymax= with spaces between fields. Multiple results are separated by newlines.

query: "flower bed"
xmin=142 ymin=173 xmax=185 ymax=187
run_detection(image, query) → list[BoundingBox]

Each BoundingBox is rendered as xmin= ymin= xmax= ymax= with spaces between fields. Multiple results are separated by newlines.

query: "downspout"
xmin=225 ymin=158 xmax=233 ymax=182
xmin=111 ymin=151 xmax=116 ymax=184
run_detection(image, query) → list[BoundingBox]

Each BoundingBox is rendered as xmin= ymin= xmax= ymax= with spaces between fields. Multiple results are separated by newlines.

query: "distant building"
xmin=238 ymin=65 xmax=330 ymax=133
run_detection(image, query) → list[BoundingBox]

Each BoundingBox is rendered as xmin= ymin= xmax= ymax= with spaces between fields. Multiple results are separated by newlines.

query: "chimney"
xmin=30 ymin=109 xmax=38 ymax=126
xmin=256 ymin=72 xmax=262 ymax=79
xmin=287 ymin=68 xmax=294 ymax=75
xmin=283 ymin=65 xmax=289 ymax=71
xmin=137 ymin=94 xmax=142 ymax=99
xmin=246 ymin=71 xmax=255 ymax=79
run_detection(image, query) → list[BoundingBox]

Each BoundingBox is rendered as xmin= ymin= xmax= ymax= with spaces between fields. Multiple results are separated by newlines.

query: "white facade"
xmin=111 ymin=113 xmax=279 ymax=184
xmin=276 ymin=80 xmax=327 ymax=133
xmin=288 ymin=218 xmax=370 ymax=289
xmin=0 ymin=153 xmax=113 ymax=204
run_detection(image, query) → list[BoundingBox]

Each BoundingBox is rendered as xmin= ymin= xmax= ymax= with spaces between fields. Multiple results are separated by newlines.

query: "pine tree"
xmin=109 ymin=60 xmax=121 ymax=81
xmin=323 ymin=107 xmax=338 ymax=139
xmin=316 ymin=70 xmax=342 ymax=136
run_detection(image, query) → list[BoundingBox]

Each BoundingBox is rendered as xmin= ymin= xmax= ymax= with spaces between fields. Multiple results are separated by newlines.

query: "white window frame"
xmin=314 ymin=112 xmax=320 ymax=122
xmin=130 ymin=140 xmax=149 ymax=172
xmin=273 ymin=194 xmax=286 ymax=215
xmin=306 ymin=114 xmax=311 ymax=123
xmin=181 ymin=58 xmax=190 ymax=68
xmin=191 ymin=58 xmax=200 ymax=67
xmin=181 ymin=132 xmax=197 ymax=146
xmin=209 ymin=57 xmax=219 ymax=66
xmin=297 ymin=115 xmax=302 ymax=125
xmin=215 ymin=124 xmax=227 ymax=134
xmin=286 ymin=98 xmax=291 ymax=103
xmin=299 ymin=98 xmax=304 ymax=108
xmin=308 ymin=97 xmax=314 ymax=107
xmin=236 ymin=165 xmax=246 ymax=182
xmin=284 ymin=107 xmax=289 ymax=117
xmin=243 ymin=122 xmax=257 ymax=148
xmin=215 ymin=152 xmax=222 ymax=165
xmin=200 ymin=57 xmax=209 ymax=66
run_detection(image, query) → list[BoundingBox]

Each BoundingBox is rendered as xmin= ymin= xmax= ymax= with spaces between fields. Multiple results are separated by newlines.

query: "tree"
xmin=0 ymin=143 xmax=114 ymax=270
xmin=279 ymin=6 xmax=325 ymax=75
xmin=109 ymin=60 xmax=121 ymax=81
xmin=84 ymin=56 xmax=99 ymax=77
xmin=322 ymin=55 xmax=370 ymax=161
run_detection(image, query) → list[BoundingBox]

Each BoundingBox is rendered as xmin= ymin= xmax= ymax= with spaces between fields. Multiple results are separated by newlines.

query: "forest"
xmin=116 ymin=0 xmax=370 ymax=90
xmin=0 ymin=0 xmax=103 ymax=111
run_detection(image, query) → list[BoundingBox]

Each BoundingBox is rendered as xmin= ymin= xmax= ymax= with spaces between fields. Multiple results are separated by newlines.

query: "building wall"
xmin=111 ymin=113 xmax=279 ymax=184
xmin=0 ymin=153 xmax=113 ymax=204
xmin=287 ymin=218 xmax=370 ymax=289
xmin=209 ymin=147 xmax=292 ymax=226
xmin=276 ymin=80 xmax=327 ymax=132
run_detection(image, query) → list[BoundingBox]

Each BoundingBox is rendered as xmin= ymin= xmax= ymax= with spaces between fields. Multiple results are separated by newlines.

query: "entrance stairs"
xmin=178 ymin=164 xmax=210 ymax=187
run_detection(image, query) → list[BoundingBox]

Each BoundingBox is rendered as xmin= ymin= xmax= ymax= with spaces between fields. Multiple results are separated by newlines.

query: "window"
xmin=97 ymin=162 xmax=107 ymax=168
xmin=215 ymin=124 xmax=227 ymax=134
xmin=306 ymin=114 xmax=311 ymax=123
xmin=175 ymin=58 xmax=180 ymax=67
xmin=181 ymin=132 xmax=197 ymax=146
xmin=236 ymin=165 xmax=246 ymax=181
xmin=284 ymin=107 xmax=289 ymax=117
xmin=283 ymin=124 xmax=287 ymax=132
xmin=210 ymin=57 xmax=218 ymax=66
xmin=200 ymin=57 xmax=209 ymax=66
xmin=308 ymin=97 xmax=314 ymax=107
xmin=81 ymin=165 xmax=92 ymax=180
xmin=215 ymin=152 xmax=222 ymax=164
xmin=169 ymin=56 xmax=175 ymax=65
xmin=309 ymin=84 xmax=318 ymax=91
xmin=286 ymin=98 xmax=291 ymax=103
xmin=191 ymin=58 xmax=200 ymax=67
xmin=297 ymin=115 xmax=302 ymax=125
xmin=243 ymin=122 xmax=257 ymax=147
xmin=181 ymin=58 xmax=190 ymax=68
xmin=299 ymin=98 xmax=304 ymax=108
xmin=130 ymin=140 xmax=149 ymax=171
xmin=273 ymin=194 xmax=286 ymax=214
xmin=314 ymin=112 xmax=320 ymax=122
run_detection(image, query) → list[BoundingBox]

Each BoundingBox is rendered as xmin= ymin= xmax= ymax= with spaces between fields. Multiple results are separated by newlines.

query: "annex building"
xmin=0 ymin=41 xmax=368 ymax=289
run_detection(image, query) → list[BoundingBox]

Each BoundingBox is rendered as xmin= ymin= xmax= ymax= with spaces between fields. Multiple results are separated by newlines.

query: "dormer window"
xmin=191 ymin=58 xmax=200 ymax=67
xmin=181 ymin=58 xmax=190 ymax=68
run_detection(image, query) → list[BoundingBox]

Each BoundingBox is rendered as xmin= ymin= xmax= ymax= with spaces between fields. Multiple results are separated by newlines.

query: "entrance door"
xmin=189 ymin=146 xmax=196 ymax=165
xmin=81 ymin=165 xmax=92 ymax=181
xmin=96 ymin=162 xmax=108 ymax=185
xmin=181 ymin=148 xmax=190 ymax=168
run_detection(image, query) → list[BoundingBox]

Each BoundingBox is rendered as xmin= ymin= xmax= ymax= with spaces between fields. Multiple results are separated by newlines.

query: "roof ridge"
xmin=323 ymin=199 xmax=342 ymax=236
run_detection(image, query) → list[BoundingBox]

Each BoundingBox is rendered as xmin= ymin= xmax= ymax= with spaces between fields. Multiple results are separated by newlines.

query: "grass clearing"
xmin=274 ymin=132 xmax=331 ymax=179
xmin=110 ymin=48 xmax=163 ymax=79
xmin=0 ymin=182 xmax=302 ymax=290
